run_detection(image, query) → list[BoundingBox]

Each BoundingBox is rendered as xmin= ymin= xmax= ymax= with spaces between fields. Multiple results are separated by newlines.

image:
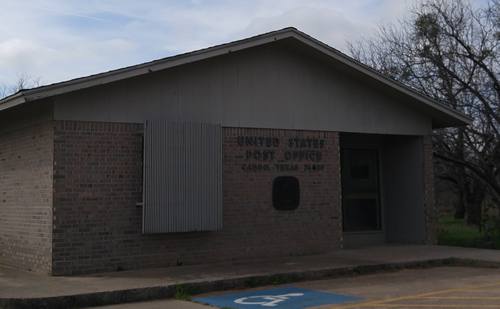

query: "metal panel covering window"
xmin=143 ymin=120 xmax=223 ymax=233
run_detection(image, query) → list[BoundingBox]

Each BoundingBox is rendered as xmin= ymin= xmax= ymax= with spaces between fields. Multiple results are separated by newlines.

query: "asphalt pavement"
xmin=88 ymin=266 xmax=500 ymax=309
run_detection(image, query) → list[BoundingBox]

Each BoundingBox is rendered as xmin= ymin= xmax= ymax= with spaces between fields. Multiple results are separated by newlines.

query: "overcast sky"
xmin=0 ymin=0 xmax=489 ymax=88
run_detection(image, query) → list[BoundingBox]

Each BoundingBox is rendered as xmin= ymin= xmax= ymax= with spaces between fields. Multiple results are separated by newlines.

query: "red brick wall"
xmin=52 ymin=121 xmax=341 ymax=275
xmin=0 ymin=121 xmax=53 ymax=273
xmin=223 ymin=127 xmax=342 ymax=258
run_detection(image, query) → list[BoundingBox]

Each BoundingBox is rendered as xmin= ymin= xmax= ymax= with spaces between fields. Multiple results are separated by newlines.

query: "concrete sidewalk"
xmin=1 ymin=245 xmax=500 ymax=308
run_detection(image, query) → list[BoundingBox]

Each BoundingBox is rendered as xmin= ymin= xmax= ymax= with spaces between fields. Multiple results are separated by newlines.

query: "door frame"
xmin=340 ymin=146 xmax=386 ymax=247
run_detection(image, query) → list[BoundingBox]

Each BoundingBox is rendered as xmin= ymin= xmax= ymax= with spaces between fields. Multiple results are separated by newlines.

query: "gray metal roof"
xmin=0 ymin=27 xmax=471 ymax=127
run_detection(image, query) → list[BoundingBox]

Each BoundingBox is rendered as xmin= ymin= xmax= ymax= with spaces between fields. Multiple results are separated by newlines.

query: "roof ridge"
xmin=0 ymin=27 xmax=471 ymax=127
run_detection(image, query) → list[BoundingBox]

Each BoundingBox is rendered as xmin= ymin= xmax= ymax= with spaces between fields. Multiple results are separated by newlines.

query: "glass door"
xmin=341 ymin=148 xmax=381 ymax=232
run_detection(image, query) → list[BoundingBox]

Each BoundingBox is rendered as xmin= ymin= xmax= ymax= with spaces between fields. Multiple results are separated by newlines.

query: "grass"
xmin=174 ymin=285 xmax=192 ymax=301
xmin=438 ymin=216 xmax=482 ymax=247
xmin=437 ymin=216 xmax=500 ymax=249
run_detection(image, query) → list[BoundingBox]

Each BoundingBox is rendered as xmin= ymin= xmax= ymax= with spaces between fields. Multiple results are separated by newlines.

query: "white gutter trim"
xmin=0 ymin=32 xmax=288 ymax=109
xmin=0 ymin=95 xmax=27 ymax=112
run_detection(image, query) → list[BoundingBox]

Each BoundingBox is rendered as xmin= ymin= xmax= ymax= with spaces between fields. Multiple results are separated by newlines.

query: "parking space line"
xmin=359 ymin=304 xmax=500 ymax=308
xmin=464 ymin=285 xmax=498 ymax=292
xmin=421 ymin=296 xmax=500 ymax=300
xmin=331 ymin=281 xmax=500 ymax=308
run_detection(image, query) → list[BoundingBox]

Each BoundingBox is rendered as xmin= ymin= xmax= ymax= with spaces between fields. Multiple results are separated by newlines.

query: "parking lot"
xmin=313 ymin=266 xmax=500 ymax=308
xmin=91 ymin=266 xmax=500 ymax=308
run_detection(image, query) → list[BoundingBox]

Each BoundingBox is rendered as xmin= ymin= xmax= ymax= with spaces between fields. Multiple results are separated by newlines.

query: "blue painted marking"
xmin=193 ymin=286 xmax=361 ymax=309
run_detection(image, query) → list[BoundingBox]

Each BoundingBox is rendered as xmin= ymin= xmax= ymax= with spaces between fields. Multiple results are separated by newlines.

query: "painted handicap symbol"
xmin=234 ymin=292 xmax=304 ymax=307
xmin=193 ymin=286 xmax=362 ymax=309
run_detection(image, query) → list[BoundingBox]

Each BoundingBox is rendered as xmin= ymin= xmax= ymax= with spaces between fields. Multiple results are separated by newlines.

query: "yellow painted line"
xmin=331 ymin=281 xmax=500 ymax=308
xmin=422 ymin=296 xmax=500 ymax=300
xmin=470 ymin=285 xmax=500 ymax=291
xmin=360 ymin=304 xmax=500 ymax=308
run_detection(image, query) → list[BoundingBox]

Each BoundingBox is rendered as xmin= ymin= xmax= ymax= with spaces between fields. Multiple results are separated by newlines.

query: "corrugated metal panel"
xmin=143 ymin=120 xmax=223 ymax=233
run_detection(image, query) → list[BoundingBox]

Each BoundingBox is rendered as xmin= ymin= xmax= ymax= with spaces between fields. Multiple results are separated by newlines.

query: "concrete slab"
xmin=85 ymin=299 xmax=212 ymax=309
xmin=1 ymin=245 xmax=500 ymax=308
xmin=89 ymin=267 xmax=500 ymax=308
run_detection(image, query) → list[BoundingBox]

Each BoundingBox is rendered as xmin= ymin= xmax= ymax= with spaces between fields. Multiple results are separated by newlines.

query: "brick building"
xmin=0 ymin=28 xmax=469 ymax=275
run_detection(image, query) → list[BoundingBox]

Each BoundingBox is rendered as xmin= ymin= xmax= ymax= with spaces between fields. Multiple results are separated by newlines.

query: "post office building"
xmin=0 ymin=28 xmax=470 ymax=275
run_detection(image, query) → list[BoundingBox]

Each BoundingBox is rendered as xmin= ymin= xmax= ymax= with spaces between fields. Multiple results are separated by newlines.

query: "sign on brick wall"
xmin=235 ymin=135 xmax=326 ymax=172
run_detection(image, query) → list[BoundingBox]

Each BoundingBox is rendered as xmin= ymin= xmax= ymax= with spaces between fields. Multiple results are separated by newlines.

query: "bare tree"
xmin=0 ymin=73 xmax=41 ymax=99
xmin=349 ymin=0 xmax=500 ymax=226
xmin=0 ymin=84 xmax=8 ymax=99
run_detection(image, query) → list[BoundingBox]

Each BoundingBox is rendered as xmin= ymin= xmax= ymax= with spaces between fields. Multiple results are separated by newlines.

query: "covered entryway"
xmin=340 ymin=132 xmax=427 ymax=248
xmin=341 ymin=148 xmax=382 ymax=232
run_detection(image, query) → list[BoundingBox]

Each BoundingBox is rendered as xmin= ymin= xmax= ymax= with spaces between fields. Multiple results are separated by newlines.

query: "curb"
xmin=1 ymin=258 xmax=499 ymax=309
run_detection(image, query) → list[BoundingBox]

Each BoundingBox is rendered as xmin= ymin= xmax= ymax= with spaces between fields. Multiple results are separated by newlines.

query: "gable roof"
xmin=0 ymin=27 xmax=470 ymax=128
